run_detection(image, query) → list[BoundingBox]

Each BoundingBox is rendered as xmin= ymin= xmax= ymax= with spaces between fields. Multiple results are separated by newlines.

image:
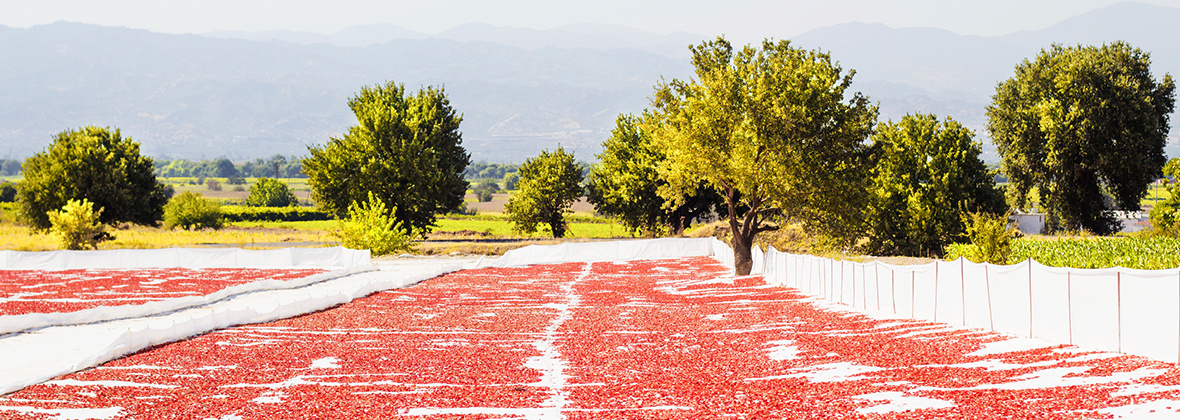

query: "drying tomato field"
xmin=3 ymin=256 xmax=1180 ymax=418
xmin=0 ymin=268 xmax=325 ymax=316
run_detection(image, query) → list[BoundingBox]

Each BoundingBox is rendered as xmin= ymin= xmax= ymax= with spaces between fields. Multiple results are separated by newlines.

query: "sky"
xmin=4 ymin=0 xmax=1180 ymax=44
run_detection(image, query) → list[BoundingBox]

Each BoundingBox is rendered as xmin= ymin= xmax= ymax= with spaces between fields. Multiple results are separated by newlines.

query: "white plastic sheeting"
xmin=0 ymin=260 xmax=467 ymax=396
xmin=0 ymin=247 xmax=371 ymax=270
xmin=761 ymin=247 xmax=1180 ymax=364
xmin=0 ymin=266 xmax=375 ymax=335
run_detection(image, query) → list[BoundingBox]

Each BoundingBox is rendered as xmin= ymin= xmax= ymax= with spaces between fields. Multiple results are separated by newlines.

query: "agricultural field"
xmin=2 ymin=257 xmax=1177 ymax=418
xmin=946 ymin=235 xmax=1180 ymax=270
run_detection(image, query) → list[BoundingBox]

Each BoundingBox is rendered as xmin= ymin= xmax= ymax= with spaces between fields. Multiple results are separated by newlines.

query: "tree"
xmin=164 ymin=192 xmax=224 ymax=230
xmin=303 ymin=82 xmax=470 ymax=236
xmin=863 ymin=114 xmax=1007 ymax=257
xmin=246 ymin=178 xmax=298 ymax=207
xmin=18 ymin=126 xmax=169 ymax=229
xmin=1150 ymin=158 xmax=1180 ymax=236
xmin=505 ymin=147 xmax=584 ymax=238
xmin=473 ymin=179 xmax=500 ymax=202
xmin=504 ymin=172 xmax=520 ymax=190
xmin=211 ymin=158 xmax=238 ymax=177
xmin=588 ymin=113 xmax=724 ymax=236
xmin=649 ymin=37 xmax=877 ymax=274
xmin=988 ymin=42 xmax=1175 ymax=235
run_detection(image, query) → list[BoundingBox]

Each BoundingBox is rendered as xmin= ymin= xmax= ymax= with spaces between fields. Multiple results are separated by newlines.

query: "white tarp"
xmin=0 ymin=247 xmax=370 ymax=270
xmin=762 ymin=248 xmax=1180 ymax=364
xmin=485 ymin=237 xmax=732 ymax=270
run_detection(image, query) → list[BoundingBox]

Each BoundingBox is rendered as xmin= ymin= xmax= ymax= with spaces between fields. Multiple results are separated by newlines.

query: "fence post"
xmin=1028 ymin=258 xmax=1034 ymax=338
xmin=960 ymin=257 xmax=966 ymax=326
xmin=986 ymin=263 xmax=994 ymax=332
xmin=1118 ymin=270 xmax=1122 ymax=354
xmin=1067 ymin=271 xmax=1073 ymax=345
xmin=934 ymin=262 xmax=939 ymax=322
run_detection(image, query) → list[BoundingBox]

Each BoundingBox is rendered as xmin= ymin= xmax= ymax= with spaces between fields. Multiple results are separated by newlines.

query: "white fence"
xmin=761 ymin=247 xmax=1180 ymax=364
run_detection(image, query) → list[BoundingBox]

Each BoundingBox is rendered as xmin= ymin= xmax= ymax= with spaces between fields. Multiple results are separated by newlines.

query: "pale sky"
xmin=3 ymin=0 xmax=1180 ymax=43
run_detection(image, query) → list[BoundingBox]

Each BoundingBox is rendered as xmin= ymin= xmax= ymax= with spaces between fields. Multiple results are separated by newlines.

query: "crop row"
xmin=946 ymin=236 xmax=1180 ymax=269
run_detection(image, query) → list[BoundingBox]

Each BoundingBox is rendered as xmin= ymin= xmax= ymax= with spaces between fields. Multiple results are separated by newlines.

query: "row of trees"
xmin=155 ymin=156 xmax=305 ymax=179
xmin=576 ymin=38 xmax=1174 ymax=274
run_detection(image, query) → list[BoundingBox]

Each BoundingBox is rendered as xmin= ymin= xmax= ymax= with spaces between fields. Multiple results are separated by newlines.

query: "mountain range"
xmin=2 ymin=1 xmax=1180 ymax=162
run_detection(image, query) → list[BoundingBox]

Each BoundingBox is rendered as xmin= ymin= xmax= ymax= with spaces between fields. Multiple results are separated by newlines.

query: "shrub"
xmin=220 ymin=206 xmax=332 ymax=222
xmin=951 ymin=212 xmax=1016 ymax=264
xmin=246 ymin=178 xmax=298 ymax=207
xmin=0 ymin=182 xmax=15 ymax=203
xmin=47 ymin=199 xmax=111 ymax=250
xmin=334 ymin=192 xmax=414 ymax=256
xmin=1150 ymin=158 xmax=1180 ymax=237
xmin=164 ymin=192 xmax=224 ymax=230
xmin=227 ymin=176 xmax=247 ymax=185
xmin=206 ymin=179 xmax=222 ymax=191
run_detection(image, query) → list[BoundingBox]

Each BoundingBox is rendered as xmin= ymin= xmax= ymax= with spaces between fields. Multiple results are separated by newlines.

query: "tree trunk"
xmin=731 ymin=226 xmax=755 ymax=275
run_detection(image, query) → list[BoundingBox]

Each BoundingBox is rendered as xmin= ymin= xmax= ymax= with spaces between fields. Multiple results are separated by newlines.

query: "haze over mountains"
xmin=2 ymin=1 xmax=1179 ymax=162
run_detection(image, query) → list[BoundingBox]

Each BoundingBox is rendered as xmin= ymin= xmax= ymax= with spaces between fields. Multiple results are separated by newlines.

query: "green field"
xmin=946 ymin=236 xmax=1180 ymax=270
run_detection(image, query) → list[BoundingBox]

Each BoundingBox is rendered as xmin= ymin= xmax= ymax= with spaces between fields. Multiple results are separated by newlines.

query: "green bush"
xmin=0 ymin=182 xmax=15 ymax=203
xmin=164 ymin=192 xmax=224 ymax=230
xmin=334 ymin=192 xmax=414 ymax=256
xmin=246 ymin=178 xmax=298 ymax=207
xmin=221 ymin=206 xmax=332 ymax=222
xmin=47 ymin=199 xmax=110 ymax=250
xmin=957 ymin=212 xmax=1016 ymax=264
xmin=1150 ymin=158 xmax=1180 ymax=236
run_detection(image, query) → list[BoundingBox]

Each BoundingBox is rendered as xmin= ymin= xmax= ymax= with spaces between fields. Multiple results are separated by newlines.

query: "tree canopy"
xmin=246 ymin=178 xmax=298 ymax=207
xmin=649 ymin=37 xmax=877 ymax=274
xmin=505 ymin=147 xmax=584 ymax=238
xmin=18 ymin=126 xmax=168 ymax=229
xmin=863 ymin=114 xmax=1007 ymax=257
xmin=588 ymin=113 xmax=723 ymax=236
xmin=987 ymin=42 xmax=1175 ymax=234
xmin=302 ymin=82 xmax=470 ymax=235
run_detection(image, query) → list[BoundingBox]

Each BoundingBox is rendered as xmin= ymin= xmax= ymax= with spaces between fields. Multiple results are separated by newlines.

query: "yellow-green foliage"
xmin=947 ymin=236 xmax=1180 ymax=270
xmin=164 ymin=192 xmax=224 ymax=230
xmin=334 ymin=192 xmax=413 ymax=256
xmin=1150 ymin=158 xmax=1180 ymax=236
xmin=47 ymin=199 xmax=109 ymax=250
xmin=958 ymin=212 xmax=1016 ymax=264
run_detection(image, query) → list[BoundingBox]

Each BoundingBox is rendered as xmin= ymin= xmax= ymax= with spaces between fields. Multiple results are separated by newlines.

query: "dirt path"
xmin=3 ymin=257 xmax=1180 ymax=418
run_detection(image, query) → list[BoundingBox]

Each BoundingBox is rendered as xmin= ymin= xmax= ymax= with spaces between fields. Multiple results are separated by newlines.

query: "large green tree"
xmin=587 ymin=113 xmax=723 ymax=236
xmin=18 ymin=126 xmax=169 ymax=229
xmin=303 ymin=82 xmax=470 ymax=235
xmin=650 ymin=37 xmax=878 ymax=274
xmin=863 ymin=114 xmax=1007 ymax=257
xmin=988 ymin=42 xmax=1175 ymax=234
xmin=505 ymin=147 xmax=584 ymax=238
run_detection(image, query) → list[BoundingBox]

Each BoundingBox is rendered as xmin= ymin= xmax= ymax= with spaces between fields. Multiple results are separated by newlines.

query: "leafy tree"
xmin=18 ymin=126 xmax=169 ymax=229
xmin=649 ymin=37 xmax=877 ymax=274
xmin=303 ymin=81 xmax=470 ymax=236
xmin=988 ymin=42 xmax=1175 ymax=234
xmin=863 ymin=114 xmax=1007 ymax=257
xmin=503 ymin=172 xmax=520 ymax=190
xmin=588 ymin=113 xmax=724 ymax=236
xmin=164 ymin=192 xmax=224 ymax=230
xmin=505 ymin=147 xmax=584 ymax=238
xmin=47 ymin=199 xmax=110 ymax=250
xmin=211 ymin=158 xmax=238 ymax=177
xmin=0 ymin=182 xmax=15 ymax=203
xmin=1150 ymin=158 xmax=1180 ymax=236
xmin=473 ymin=179 xmax=500 ymax=202
xmin=0 ymin=159 xmax=20 ymax=176
xmin=246 ymin=178 xmax=298 ymax=207
xmin=334 ymin=192 xmax=414 ymax=256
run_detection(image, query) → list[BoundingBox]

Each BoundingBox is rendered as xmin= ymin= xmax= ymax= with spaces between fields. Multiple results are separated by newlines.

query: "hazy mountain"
xmin=790 ymin=1 xmax=1180 ymax=160
xmin=0 ymin=22 xmax=691 ymax=161
xmin=4 ymin=2 xmax=1180 ymax=163
xmin=204 ymin=24 xmax=428 ymax=47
